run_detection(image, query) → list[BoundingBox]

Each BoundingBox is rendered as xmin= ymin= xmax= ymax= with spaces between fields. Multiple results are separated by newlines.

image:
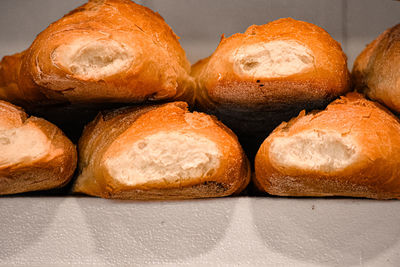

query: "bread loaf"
xmin=0 ymin=101 xmax=77 ymax=195
xmin=193 ymin=18 xmax=350 ymax=145
xmin=254 ymin=93 xmax=400 ymax=199
xmin=74 ymin=102 xmax=250 ymax=200
xmin=0 ymin=0 xmax=193 ymax=107
xmin=352 ymin=23 xmax=400 ymax=114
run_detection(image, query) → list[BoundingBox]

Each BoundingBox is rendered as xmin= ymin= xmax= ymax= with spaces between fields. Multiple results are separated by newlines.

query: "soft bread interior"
xmin=233 ymin=40 xmax=314 ymax=78
xmin=0 ymin=124 xmax=50 ymax=167
xmin=269 ymin=131 xmax=357 ymax=172
xmin=105 ymin=132 xmax=221 ymax=186
xmin=52 ymin=38 xmax=134 ymax=79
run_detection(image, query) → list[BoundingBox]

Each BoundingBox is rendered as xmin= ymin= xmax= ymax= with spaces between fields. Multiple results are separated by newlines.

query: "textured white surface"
xmin=1 ymin=197 xmax=400 ymax=266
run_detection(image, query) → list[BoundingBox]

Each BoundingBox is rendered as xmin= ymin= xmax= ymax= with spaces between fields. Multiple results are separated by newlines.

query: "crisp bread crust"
xmin=193 ymin=18 xmax=350 ymax=138
xmin=0 ymin=100 xmax=77 ymax=195
xmin=0 ymin=0 xmax=194 ymax=107
xmin=254 ymin=93 xmax=400 ymax=200
xmin=74 ymin=102 xmax=251 ymax=200
xmin=352 ymin=23 xmax=400 ymax=114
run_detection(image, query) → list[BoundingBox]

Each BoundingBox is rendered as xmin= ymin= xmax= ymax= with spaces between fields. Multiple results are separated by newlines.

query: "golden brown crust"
xmin=352 ymin=24 xmax=400 ymax=113
xmin=74 ymin=102 xmax=250 ymax=200
xmin=0 ymin=0 xmax=193 ymax=107
xmin=254 ymin=93 xmax=400 ymax=199
xmin=0 ymin=53 xmax=28 ymax=106
xmin=0 ymin=99 xmax=27 ymax=128
xmin=0 ymin=100 xmax=77 ymax=195
xmin=193 ymin=18 xmax=350 ymax=137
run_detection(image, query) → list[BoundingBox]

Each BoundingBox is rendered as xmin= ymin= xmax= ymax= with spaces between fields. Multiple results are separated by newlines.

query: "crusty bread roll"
xmin=352 ymin=23 xmax=400 ymax=113
xmin=192 ymin=18 xmax=350 ymax=141
xmin=254 ymin=93 xmax=400 ymax=199
xmin=0 ymin=0 xmax=193 ymax=107
xmin=73 ymin=102 xmax=250 ymax=200
xmin=0 ymin=101 xmax=77 ymax=195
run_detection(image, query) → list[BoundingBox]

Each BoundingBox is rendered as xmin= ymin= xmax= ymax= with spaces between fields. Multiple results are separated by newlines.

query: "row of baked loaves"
xmin=2 ymin=91 xmax=400 ymax=200
xmin=0 ymin=0 xmax=399 ymax=199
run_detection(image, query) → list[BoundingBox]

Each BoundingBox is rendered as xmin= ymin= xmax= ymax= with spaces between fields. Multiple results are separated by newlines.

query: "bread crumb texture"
xmin=105 ymin=131 xmax=221 ymax=186
xmin=52 ymin=38 xmax=134 ymax=80
xmin=233 ymin=40 xmax=314 ymax=78
xmin=0 ymin=125 xmax=50 ymax=167
xmin=270 ymin=131 xmax=357 ymax=172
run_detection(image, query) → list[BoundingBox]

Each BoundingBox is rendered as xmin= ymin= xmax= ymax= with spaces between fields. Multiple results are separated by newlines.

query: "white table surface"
xmin=1 ymin=197 xmax=400 ymax=266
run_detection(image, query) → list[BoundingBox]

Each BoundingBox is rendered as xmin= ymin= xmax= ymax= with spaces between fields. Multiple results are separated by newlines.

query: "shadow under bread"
xmin=76 ymin=197 xmax=238 ymax=264
xmin=26 ymin=103 xmax=131 ymax=143
xmin=27 ymin=99 xmax=198 ymax=143
xmin=250 ymin=197 xmax=400 ymax=266
xmin=0 ymin=197 xmax=65 ymax=261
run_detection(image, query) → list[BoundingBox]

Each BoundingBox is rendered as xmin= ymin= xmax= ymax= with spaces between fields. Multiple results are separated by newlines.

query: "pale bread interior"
xmin=52 ymin=38 xmax=134 ymax=79
xmin=233 ymin=40 xmax=314 ymax=78
xmin=0 ymin=124 xmax=50 ymax=167
xmin=269 ymin=131 xmax=357 ymax=172
xmin=105 ymin=132 xmax=221 ymax=186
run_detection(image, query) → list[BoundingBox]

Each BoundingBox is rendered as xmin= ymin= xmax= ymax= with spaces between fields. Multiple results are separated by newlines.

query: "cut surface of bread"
xmin=105 ymin=131 xmax=221 ymax=186
xmin=233 ymin=40 xmax=314 ymax=78
xmin=254 ymin=93 xmax=400 ymax=199
xmin=0 ymin=100 xmax=77 ymax=195
xmin=74 ymin=102 xmax=250 ymax=200
xmin=52 ymin=38 xmax=135 ymax=80
xmin=269 ymin=131 xmax=358 ymax=173
xmin=0 ymin=125 xmax=50 ymax=167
